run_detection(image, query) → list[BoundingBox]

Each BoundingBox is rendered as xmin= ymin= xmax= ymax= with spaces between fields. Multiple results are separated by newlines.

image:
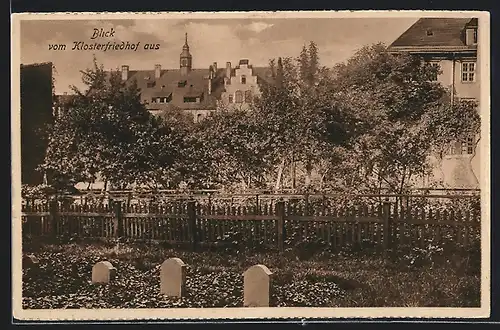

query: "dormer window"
xmin=184 ymin=96 xmax=197 ymax=103
xmin=147 ymin=81 xmax=155 ymax=88
xmin=241 ymin=75 xmax=247 ymax=84
xmin=426 ymin=29 xmax=433 ymax=36
xmin=465 ymin=27 xmax=478 ymax=45
xmin=178 ymin=80 xmax=187 ymax=88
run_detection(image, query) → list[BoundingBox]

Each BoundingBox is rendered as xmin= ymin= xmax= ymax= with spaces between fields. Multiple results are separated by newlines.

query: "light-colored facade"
xmin=389 ymin=18 xmax=480 ymax=189
xmin=220 ymin=59 xmax=262 ymax=111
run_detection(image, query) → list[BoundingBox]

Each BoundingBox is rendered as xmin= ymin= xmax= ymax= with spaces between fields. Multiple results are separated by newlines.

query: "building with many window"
xmin=119 ymin=33 xmax=227 ymax=122
xmin=388 ymin=17 xmax=480 ymax=189
xmin=119 ymin=34 xmax=274 ymax=122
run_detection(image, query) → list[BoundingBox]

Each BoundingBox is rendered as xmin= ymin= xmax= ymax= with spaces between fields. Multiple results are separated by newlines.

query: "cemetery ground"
xmin=22 ymin=236 xmax=481 ymax=309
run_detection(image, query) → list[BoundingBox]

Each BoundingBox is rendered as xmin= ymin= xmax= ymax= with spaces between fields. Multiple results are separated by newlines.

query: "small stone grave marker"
xmin=243 ymin=264 xmax=273 ymax=307
xmin=160 ymin=257 xmax=187 ymax=297
xmin=92 ymin=261 xmax=116 ymax=284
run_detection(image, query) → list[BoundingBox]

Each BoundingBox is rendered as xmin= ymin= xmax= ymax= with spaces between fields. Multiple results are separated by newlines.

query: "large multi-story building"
xmin=120 ymin=34 xmax=273 ymax=122
xmin=119 ymin=34 xmax=225 ymax=122
xmin=388 ymin=17 xmax=480 ymax=189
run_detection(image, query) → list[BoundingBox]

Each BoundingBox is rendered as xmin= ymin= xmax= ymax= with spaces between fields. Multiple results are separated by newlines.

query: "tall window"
xmin=244 ymin=90 xmax=252 ymax=103
xmin=235 ymin=90 xmax=243 ymax=103
xmin=461 ymin=62 xmax=476 ymax=82
xmin=473 ymin=29 xmax=478 ymax=44
xmin=197 ymin=114 xmax=203 ymax=123
xmin=228 ymin=94 xmax=233 ymax=103
xmin=429 ymin=62 xmax=440 ymax=81
xmin=241 ymin=75 xmax=247 ymax=84
xmin=464 ymin=136 xmax=475 ymax=155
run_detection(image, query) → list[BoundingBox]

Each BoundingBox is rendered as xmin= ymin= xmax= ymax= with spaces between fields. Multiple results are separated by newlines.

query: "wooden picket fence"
xmin=21 ymin=198 xmax=480 ymax=252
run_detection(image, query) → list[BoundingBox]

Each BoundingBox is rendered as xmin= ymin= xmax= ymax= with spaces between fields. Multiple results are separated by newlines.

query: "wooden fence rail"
xmin=21 ymin=199 xmax=480 ymax=252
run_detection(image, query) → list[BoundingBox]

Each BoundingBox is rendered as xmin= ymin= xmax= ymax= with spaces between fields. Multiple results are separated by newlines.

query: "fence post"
xmin=187 ymin=200 xmax=199 ymax=251
xmin=113 ymin=201 xmax=123 ymax=238
xmin=382 ymin=199 xmax=392 ymax=251
xmin=276 ymin=201 xmax=285 ymax=253
xmin=305 ymin=194 xmax=310 ymax=216
xmin=49 ymin=199 xmax=59 ymax=237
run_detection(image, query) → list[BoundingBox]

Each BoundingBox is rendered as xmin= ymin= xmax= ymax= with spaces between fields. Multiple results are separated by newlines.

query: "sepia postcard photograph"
xmin=11 ymin=10 xmax=491 ymax=321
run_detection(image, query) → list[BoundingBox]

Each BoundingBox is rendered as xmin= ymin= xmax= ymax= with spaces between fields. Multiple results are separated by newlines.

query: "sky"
xmin=20 ymin=17 xmax=419 ymax=94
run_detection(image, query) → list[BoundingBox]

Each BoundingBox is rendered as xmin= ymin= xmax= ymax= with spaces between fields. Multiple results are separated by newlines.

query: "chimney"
xmin=121 ymin=65 xmax=129 ymax=81
xmin=208 ymin=78 xmax=212 ymax=95
xmin=213 ymin=62 xmax=217 ymax=72
xmin=226 ymin=61 xmax=232 ymax=78
xmin=154 ymin=64 xmax=161 ymax=79
xmin=465 ymin=28 xmax=477 ymax=45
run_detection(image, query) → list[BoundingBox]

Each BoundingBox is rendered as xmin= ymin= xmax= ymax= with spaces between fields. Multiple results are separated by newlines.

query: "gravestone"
xmin=243 ymin=264 xmax=273 ymax=307
xmin=160 ymin=258 xmax=187 ymax=297
xmin=92 ymin=261 xmax=116 ymax=284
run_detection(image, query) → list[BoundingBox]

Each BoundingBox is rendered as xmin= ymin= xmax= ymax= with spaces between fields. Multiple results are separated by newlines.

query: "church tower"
xmin=180 ymin=33 xmax=192 ymax=76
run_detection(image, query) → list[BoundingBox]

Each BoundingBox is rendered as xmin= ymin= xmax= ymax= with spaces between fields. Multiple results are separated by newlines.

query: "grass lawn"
xmin=21 ymin=238 xmax=481 ymax=308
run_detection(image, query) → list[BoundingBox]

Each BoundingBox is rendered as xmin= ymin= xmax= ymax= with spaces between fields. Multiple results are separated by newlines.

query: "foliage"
xmin=22 ymin=239 xmax=480 ymax=308
xmin=38 ymin=42 xmax=480 ymax=194
xmin=324 ymin=44 xmax=480 ymax=195
xmin=41 ymin=57 xmax=183 ymax=191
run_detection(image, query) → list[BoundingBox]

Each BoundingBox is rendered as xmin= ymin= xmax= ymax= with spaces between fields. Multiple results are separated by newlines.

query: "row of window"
xmin=150 ymin=96 xmax=201 ymax=104
xmin=151 ymin=97 xmax=170 ymax=104
xmin=228 ymin=90 xmax=252 ymax=104
xmin=428 ymin=61 xmax=476 ymax=83
xmin=449 ymin=136 xmax=476 ymax=155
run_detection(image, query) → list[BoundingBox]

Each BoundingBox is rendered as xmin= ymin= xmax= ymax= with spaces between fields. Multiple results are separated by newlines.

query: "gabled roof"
xmin=125 ymin=64 xmax=276 ymax=110
xmin=124 ymin=68 xmax=227 ymax=110
xmin=389 ymin=18 xmax=478 ymax=52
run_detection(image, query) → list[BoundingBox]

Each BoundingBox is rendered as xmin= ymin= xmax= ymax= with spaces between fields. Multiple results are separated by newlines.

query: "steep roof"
xmin=389 ymin=18 xmax=478 ymax=52
xmin=125 ymin=68 xmax=226 ymax=110
xmin=125 ymin=64 xmax=275 ymax=111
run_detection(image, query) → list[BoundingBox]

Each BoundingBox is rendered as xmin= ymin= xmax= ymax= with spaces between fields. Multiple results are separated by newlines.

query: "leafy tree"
xmin=189 ymin=107 xmax=276 ymax=190
xmin=41 ymin=57 xmax=182 ymax=191
xmin=325 ymin=43 xmax=480 ymax=198
xmin=253 ymin=45 xmax=345 ymax=191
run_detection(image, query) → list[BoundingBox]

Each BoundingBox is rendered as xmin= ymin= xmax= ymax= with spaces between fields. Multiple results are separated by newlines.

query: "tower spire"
xmin=180 ymin=31 xmax=192 ymax=75
xmin=183 ymin=32 xmax=189 ymax=50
